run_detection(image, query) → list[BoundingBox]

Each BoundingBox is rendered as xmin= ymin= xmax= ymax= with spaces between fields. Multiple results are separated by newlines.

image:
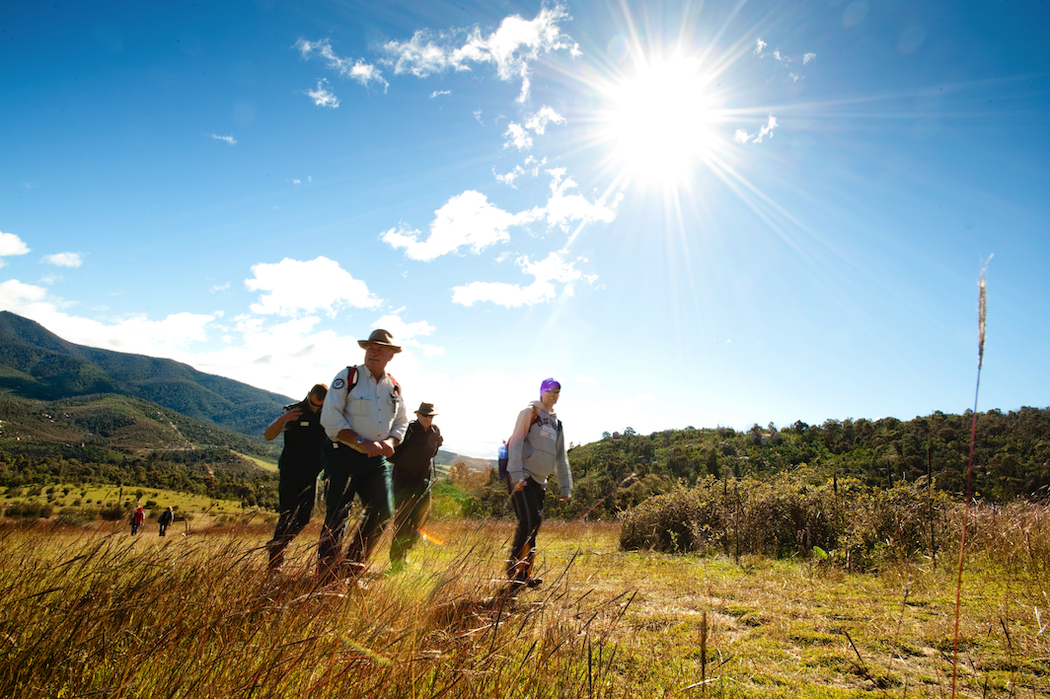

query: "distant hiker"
xmin=157 ymin=506 xmax=174 ymax=536
xmin=505 ymin=378 xmax=573 ymax=590
xmin=388 ymin=402 xmax=443 ymax=571
xmin=130 ymin=506 xmax=145 ymax=535
xmin=263 ymin=383 xmax=328 ymax=573
xmin=317 ymin=329 xmax=408 ymax=582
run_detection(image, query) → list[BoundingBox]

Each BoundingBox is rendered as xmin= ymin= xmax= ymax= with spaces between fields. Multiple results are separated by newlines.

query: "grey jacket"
xmin=507 ymin=400 xmax=572 ymax=498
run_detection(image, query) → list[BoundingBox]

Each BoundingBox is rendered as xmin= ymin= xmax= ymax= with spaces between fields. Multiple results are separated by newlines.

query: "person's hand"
xmin=361 ymin=440 xmax=383 ymax=458
xmin=281 ymin=407 xmax=303 ymax=423
xmin=378 ymin=440 xmax=395 ymax=458
xmin=512 ymin=479 xmax=526 ymax=492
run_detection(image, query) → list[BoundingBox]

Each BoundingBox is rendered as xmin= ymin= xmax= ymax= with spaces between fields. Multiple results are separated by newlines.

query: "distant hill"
xmin=0 ymin=311 xmax=293 ymax=437
xmin=0 ymin=391 xmax=281 ymax=506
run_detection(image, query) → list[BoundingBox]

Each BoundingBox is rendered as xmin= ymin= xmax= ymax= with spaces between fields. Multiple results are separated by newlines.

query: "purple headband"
xmin=540 ymin=378 xmax=561 ymax=395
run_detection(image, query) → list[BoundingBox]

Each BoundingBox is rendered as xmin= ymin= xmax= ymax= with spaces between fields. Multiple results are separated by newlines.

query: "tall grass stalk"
xmin=952 ymin=262 xmax=988 ymax=698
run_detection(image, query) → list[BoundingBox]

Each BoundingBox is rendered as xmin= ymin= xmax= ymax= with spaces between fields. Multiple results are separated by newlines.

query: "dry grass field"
xmin=0 ymin=507 xmax=1047 ymax=698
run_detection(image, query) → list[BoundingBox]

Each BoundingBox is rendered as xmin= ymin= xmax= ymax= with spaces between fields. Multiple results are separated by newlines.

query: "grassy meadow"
xmin=1 ymin=504 xmax=1048 ymax=698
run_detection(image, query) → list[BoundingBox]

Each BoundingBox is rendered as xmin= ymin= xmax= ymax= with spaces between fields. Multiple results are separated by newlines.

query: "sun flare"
xmin=604 ymin=56 xmax=718 ymax=187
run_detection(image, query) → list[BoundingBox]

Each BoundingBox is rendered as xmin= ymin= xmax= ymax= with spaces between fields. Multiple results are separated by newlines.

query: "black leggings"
xmin=508 ymin=477 xmax=545 ymax=577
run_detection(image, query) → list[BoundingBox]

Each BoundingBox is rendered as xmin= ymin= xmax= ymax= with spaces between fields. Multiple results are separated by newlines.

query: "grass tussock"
xmin=0 ymin=511 xmax=1048 ymax=698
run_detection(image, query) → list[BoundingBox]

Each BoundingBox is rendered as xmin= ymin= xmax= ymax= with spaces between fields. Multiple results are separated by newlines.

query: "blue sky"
xmin=2 ymin=0 xmax=1048 ymax=458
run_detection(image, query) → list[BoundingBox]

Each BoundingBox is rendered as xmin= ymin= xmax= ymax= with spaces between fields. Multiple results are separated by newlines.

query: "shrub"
xmin=4 ymin=501 xmax=54 ymax=519
xmin=55 ymin=507 xmax=97 ymax=526
xmin=619 ymin=482 xmax=724 ymax=553
xmin=99 ymin=503 xmax=128 ymax=521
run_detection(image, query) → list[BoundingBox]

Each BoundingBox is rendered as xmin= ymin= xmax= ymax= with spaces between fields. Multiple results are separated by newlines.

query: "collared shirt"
xmin=321 ymin=364 xmax=409 ymax=445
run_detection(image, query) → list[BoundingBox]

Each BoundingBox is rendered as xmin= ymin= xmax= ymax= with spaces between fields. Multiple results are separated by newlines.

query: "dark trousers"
xmin=391 ymin=483 xmax=430 ymax=562
xmin=317 ymin=445 xmax=393 ymax=576
xmin=267 ymin=467 xmax=318 ymax=569
xmin=508 ymin=477 xmax=545 ymax=579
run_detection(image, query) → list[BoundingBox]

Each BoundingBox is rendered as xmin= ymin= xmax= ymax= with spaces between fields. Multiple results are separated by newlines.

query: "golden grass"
xmin=0 ymin=512 xmax=1047 ymax=698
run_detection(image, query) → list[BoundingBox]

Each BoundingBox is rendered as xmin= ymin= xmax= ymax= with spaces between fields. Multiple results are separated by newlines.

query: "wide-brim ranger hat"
xmin=415 ymin=402 xmax=438 ymax=417
xmin=358 ymin=328 xmax=402 ymax=353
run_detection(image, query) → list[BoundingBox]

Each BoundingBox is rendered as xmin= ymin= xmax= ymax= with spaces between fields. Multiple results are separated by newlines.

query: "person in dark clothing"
xmin=388 ymin=402 xmax=443 ymax=570
xmin=264 ymin=383 xmax=328 ymax=573
xmin=157 ymin=506 xmax=174 ymax=536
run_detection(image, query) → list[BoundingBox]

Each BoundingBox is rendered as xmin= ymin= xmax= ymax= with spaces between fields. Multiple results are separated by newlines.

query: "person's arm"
xmin=263 ymin=405 xmax=302 ymax=442
xmin=321 ymin=368 xmax=358 ymax=445
xmin=554 ymin=422 xmax=572 ymax=502
xmin=507 ymin=407 xmax=533 ymax=489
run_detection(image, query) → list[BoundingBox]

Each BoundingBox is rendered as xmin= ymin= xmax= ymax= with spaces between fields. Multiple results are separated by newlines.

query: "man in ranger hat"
xmin=317 ymin=329 xmax=409 ymax=581
xmin=388 ymin=401 xmax=444 ymax=571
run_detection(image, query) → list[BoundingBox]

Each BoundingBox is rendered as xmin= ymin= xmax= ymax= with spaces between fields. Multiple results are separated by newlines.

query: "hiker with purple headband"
xmin=505 ymin=378 xmax=573 ymax=590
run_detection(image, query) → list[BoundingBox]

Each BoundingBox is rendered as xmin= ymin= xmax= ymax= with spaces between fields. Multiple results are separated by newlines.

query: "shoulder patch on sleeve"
xmin=332 ymin=378 xmax=345 ymax=390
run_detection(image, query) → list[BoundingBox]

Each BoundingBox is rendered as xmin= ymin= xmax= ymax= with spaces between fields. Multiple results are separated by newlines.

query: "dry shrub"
xmin=619 ymin=474 xmax=954 ymax=568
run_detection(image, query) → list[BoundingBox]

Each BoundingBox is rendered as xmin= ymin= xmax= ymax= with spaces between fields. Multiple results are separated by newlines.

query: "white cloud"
xmin=381 ymin=190 xmax=534 ymax=261
xmin=524 ymin=106 xmax=565 ymax=134
xmin=430 ymin=90 xmax=451 ymax=98
xmin=210 ymin=282 xmax=230 ymax=293
xmin=503 ymin=123 xmax=532 ymax=150
xmin=494 ymin=165 xmax=526 ymax=186
xmin=0 ymin=279 xmax=214 ymax=356
xmin=296 ymin=38 xmax=389 ymax=91
xmin=245 ymin=256 xmax=380 ymax=317
xmin=211 ymin=133 xmax=236 ymax=145
xmin=451 ymin=250 xmax=588 ymax=307
xmin=380 ymin=4 xmax=578 ymax=102
xmin=307 ymin=79 xmax=339 ymax=108
xmin=773 ymin=49 xmax=783 ymax=62
xmin=503 ymin=106 xmax=565 ymax=149
xmin=369 ymin=313 xmax=436 ymax=348
xmin=0 ymin=231 xmax=30 ymax=267
xmin=803 ymin=52 xmax=816 ymax=64
xmin=734 ymin=115 xmax=778 ymax=145
xmin=42 ymin=252 xmax=82 ymax=268
xmin=529 ymin=169 xmax=618 ymax=231
xmin=754 ymin=38 xmax=767 ymax=55
xmin=754 ymin=114 xmax=778 ymax=142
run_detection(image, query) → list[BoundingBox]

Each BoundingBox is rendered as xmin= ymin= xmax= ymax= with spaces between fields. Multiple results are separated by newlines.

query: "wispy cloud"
xmin=307 ymin=79 xmax=339 ymax=108
xmin=295 ymin=38 xmax=389 ymax=91
xmin=525 ymin=169 xmax=618 ymax=232
xmin=245 ymin=256 xmax=380 ymax=317
xmin=803 ymin=52 xmax=816 ymax=64
xmin=430 ymin=90 xmax=451 ymax=98
xmin=735 ymin=115 xmax=778 ymax=145
xmin=494 ymin=155 xmax=546 ymax=187
xmin=211 ymin=133 xmax=237 ymax=145
xmin=42 ymin=252 xmax=82 ymax=268
xmin=502 ymin=106 xmax=565 ymax=149
xmin=381 ymin=190 xmax=533 ymax=261
xmin=0 ymin=231 xmax=30 ymax=267
xmin=754 ymin=38 xmax=767 ymax=55
xmin=210 ymin=282 xmax=231 ymax=293
xmin=380 ymin=4 xmax=578 ymax=102
xmin=451 ymin=250 xmax=589 ymax=307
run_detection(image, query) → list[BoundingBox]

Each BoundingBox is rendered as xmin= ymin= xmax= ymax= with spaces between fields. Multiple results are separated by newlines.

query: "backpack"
xmin=344 ymin=366 xmax=400 ymax=395
xmin=498 ymin=405 xmax=539 ymax=479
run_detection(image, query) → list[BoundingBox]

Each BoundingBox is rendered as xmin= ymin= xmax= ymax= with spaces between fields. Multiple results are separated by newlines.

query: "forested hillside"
xmin=0 ymin=392 xmax=280 ymax=507
xmin=0 ymin=311 xmax=292 ymax=436
xmin=468 ymin=407 xmax=1050 ymax=519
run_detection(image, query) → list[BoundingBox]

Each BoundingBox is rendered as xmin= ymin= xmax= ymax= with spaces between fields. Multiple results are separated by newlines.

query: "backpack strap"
xmin=388 ymin=373 xmax=400 ymax=394
xmin=345 ymin=366 xmax=358 ymax=393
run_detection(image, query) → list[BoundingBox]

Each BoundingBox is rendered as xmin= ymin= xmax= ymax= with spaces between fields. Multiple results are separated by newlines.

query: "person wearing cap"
xmin=388 ymin=402 xmax=444 ymax=571
xmin=317 ymin=329 xmax=409 ymax=581
xmin=505 ymin=378 xmax=573 ymax=590
xmin=263 ymin=383 xmax=328 ymax=573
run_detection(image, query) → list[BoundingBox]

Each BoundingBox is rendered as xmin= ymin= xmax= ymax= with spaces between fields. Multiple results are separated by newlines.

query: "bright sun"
xmin=605 ymin=56 xmax=717 ymax=186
